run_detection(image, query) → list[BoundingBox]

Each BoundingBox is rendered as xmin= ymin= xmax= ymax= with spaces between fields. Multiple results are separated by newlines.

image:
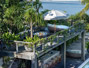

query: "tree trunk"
xmin=30 ymin=20 xmax=33 ymax=38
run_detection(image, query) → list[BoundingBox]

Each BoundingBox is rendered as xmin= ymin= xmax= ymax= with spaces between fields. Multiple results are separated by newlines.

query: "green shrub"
xmin=2 ymin=32 xmax=20 ymax=41
xmin=24 ymin=35 xmax=40 ymax=48
xmin=1 ymin=32 xmax=21 ymax=46
xmin=85 ymin=23 xmax=89 ymax=32
xmin=66 ymin=35 xmax=79 ymax=46
xmin=69 ymin=13 xmax=89 ymax=23
xmin=24 ymin=35 xmax=40 ymax=43
xmin=86 ymin=42 xmax=89 ymax=49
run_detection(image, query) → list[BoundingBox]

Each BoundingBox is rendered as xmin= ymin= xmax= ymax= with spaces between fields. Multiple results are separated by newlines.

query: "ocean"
xmin=40 ymin=1 xmax=89 ymax=15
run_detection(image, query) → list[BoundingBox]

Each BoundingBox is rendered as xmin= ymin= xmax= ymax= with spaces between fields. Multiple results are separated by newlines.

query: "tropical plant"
xmin=80 ymin=0 xmax=89 ymax=14
xmin=0 ymin=0 xmax=8 ymax=33
xmin=33 ymin=0 xmax=43 ymax=13
xmin=41 ymin=9 xmax=50 ymax=14
xmin=24 ymin=35 xmax=40 ymax=43
xmin=33 ymin=0 xmax=46 ymax=27
xmin=2 ymin=32 xmax=20 ymax=41
xmin=4 ymin=4 xmax=25 ymax=33
xmin=24 ymin=35 xmax=40 ymax=47
xmin=24 ymin=6 xmax=38 ymax=38
xmin=69 ymin=13 xmax=89 ymax=24
xmin=1 ymin=32 xmax=21 ymax=46
xmin=0 ymin=0 xmax=21 ymax=23
xmin=0 ymin=0 xmax=24 ymax=34
xmin=86 ymin=23 xmax=89 ymax=32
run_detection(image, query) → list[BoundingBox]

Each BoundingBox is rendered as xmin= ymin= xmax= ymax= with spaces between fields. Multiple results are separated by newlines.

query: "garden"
xmin=0 ymin=0 xmax=88 ymax=54
xmin=0 ymin=0 xmax=89 ymax=68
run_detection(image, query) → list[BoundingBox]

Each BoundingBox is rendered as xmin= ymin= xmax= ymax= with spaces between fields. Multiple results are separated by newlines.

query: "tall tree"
xmin=24 ymin=7 xmax=38 ymax=38
xmin=33 ymin=0 xmax=44 ymax=27
xmin=24 ymin=0 xmax=44 ymax=38
xmin=33 ymin=0 xmax=43 ymax=13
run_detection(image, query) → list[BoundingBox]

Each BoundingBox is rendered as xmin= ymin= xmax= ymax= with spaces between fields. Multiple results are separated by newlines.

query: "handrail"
xmin=5 ymin=40 xmax=32 ymax=44
xmin=5 ymin=22 xmax=85 ymax=56
xmin=34 ymin=22 xmax=85 ymax=56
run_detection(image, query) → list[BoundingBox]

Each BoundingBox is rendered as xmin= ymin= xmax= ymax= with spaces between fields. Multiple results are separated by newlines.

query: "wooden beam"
xmin=81 ymin=31 xmax=85 ymax=61
xmin=16 ymin=43 xmax=18 ymax=53
xmin=33 ymin=44 xmax=38 ymax=68
xmin=31 ymin=59 xmax=35 ymax=68
xmin=32 ymin=54 xmax=37 ymax=68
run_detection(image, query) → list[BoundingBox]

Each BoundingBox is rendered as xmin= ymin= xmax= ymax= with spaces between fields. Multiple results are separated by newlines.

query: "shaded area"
xmin=53 ymin=54 xmax=89 ymax=68
xmin=0 ymin=52 xmax=8 ymax=58
xmin=66 ymin=54 xmax=89 ymax=68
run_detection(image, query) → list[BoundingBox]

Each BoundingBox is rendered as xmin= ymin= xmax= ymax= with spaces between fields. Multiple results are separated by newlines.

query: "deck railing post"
xmin=33 ymin=44 xmax=38 ymax=68
xmin=16 ymin=43 xmax=18 ymax=53
xmin=63 ymin=35 xmax=66 ymax=68
xmin=81 ymin=31 xmax=85 ymax=61
xmin=42 ymin=40 xmax=44 ymax=51
xmin=31 ymin=55 xmax=38 ymax=68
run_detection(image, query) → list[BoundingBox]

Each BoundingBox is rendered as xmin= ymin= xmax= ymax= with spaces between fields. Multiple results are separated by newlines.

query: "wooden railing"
xmin=13 ymin=22 xmax=85 ymax=57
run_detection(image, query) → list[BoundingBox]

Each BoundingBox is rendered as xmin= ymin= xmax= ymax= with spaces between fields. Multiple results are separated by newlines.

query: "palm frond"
xmin=81 ymin=0 xmax=89 ymax=5
xmin=80 ymin=3 xmax=89 ymax=16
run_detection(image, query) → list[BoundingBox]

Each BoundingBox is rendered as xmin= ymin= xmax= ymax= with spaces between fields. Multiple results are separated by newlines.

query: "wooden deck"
xmin=14 ymin=51 xmax=35 ymax=60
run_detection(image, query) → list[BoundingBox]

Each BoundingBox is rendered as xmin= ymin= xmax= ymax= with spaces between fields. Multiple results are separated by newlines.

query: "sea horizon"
xmin=40 ymin=1 xmax=89 ymax=15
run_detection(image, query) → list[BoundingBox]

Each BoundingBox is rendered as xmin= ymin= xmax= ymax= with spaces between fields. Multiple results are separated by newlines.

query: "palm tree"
xmin=33 ymin=0 xmax=43 ymax=13
xmin=80 ymin=0 xmax=89 ymax=14
xmin=24 ymin=8 xmax=37 ymax=38
xmin=33 ymin=0 xmax=43 ymax=27
xmin=24 ymin=0 xmax=44 ymax=38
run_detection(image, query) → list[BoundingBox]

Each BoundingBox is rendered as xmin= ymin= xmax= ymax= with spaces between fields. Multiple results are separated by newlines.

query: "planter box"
xmin=39 ymin=50 xmax=61 ymax=68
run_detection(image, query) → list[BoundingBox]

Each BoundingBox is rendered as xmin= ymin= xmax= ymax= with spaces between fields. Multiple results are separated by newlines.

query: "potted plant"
xmin=24 ymin=42 xmax=33 ymax=52
xmin=24 ymin=35 xmax=40 ymax=52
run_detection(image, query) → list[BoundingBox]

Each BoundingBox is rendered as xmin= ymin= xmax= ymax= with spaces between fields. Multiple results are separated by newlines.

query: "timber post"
xmin=33 ymin=44 xmax=38 ymax=68
xmin=81 ymin=31 xmax=85 ymax=61
xmin=64 ymin=35 xmax=66 ymax=68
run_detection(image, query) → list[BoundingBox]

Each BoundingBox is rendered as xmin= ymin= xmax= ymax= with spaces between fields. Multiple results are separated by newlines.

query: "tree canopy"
xmin=0 ymin=0 xmax=25 ymax=34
